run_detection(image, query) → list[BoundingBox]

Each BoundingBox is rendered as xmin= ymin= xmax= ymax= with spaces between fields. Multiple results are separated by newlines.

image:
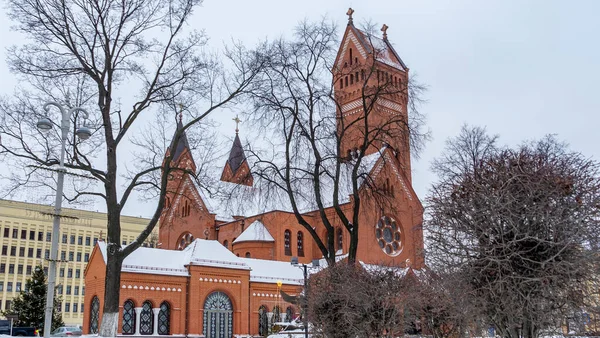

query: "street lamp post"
xmin=291 ymin=258 xmax=319 ymax=338
xmin=37 ymin=102 xmax=92 ymax=338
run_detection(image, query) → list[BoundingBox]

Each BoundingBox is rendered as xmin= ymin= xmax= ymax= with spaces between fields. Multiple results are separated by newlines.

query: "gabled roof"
xmin=335 ymin=21 xmax=408 ymax=72
xmin=233 ymin=220 xmax=275 ymax=244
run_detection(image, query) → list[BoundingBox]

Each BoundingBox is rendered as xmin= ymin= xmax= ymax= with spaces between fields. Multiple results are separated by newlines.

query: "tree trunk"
xmin=99 ymin=247 xmax=123 ymax=337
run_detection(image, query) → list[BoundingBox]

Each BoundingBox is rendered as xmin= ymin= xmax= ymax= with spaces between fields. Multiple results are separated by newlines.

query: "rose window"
xmin=177 ymin=232 xmax=194 ymax=250
xmin=375 ymin=215 xmax=403 ymax=256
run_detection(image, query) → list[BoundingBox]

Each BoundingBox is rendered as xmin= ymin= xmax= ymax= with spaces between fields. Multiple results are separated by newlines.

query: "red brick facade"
xmin=84 ymin=12 xmax=424 ymax=337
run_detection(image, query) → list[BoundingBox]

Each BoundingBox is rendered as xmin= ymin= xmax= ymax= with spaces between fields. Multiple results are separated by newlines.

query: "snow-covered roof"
xmin=95 ymin=239 xmax=304 ymax=284
xmin=242 ymin=258 xmax=304 ymax=285
xmin=233 ymin=220 xmax=275 ymax=244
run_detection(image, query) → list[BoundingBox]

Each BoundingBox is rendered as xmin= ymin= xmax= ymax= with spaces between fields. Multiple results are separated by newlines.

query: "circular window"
xmin=375 ymin=216 xmax=403 ymax=256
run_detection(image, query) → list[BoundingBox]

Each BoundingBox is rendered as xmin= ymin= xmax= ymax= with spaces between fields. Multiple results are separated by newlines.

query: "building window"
xmin=21 ymin=230 xmax=26 ymax=239
xmin=45 ymin=250 xmax=50 ymax=259
xmin=26 ymin=266 xmax=32 ymax=275
xmin=10 ymin=246 xmax=16 ymax=256
xmin=28 ymin=248 xmax=33 ymax=257
xmin=17 ymin=265 xmax=23 ymax=274
xmin=5 ymin=300 xmax=11 ymax=310
xmin=36 ymin=249 xmax=42 ymax=258
xmin=297 ymin=231 xmax=304 ymax=257
xmin=43 ymin=267 xmax=48 ymax=275
xmin=82 ymin=287 xmax=85 ymax=295
xmin=19 ymin=247 xmax=25 ymax=257
xmin=68 ymin=252 xmax=74 ymax=261
xmin=84 ymin=253 xmax=90 ymax=262
xmin=0 ymin=282 xmax=3 ymax=291
xmin=74 ymin=286 xmax=79 ymax=295
xmin=12 ymin=229 xmax=18 ymax=239
xmin=73 ymin=303 xmax=78 ymax=313
xmin=158 ymin=302 xmax=170 ymax=335
xmin=8 ymin=264 xmax=14 ymax=274
xmin=65 ymin=302 xmax=70 ymax=312
xmin=46 ymin=232 xmax=51 ymax=242
xmin=93 ymin=237 xmax=98 ymax=246
xmin=284 ymin=230 xmax=291 ymax=256
xmin=0 ymin=264 xmax=5 ymax=273
xmin=75 ymin=269 xmax=80 ymax=278
xmin=60 ymin=269 xmax=64 ymax=277
xmin=336 ymin=227 xmax=343 ymax=252
xmin=122 ymin=240 xmax=127 ymax=245
xmin=258 ymin=305 xmax=269 ymax=337
xmin=57 ymin=285 xmax=63 ymax=294
xmin=223 ymin=240 xmax=229 ymax=249
xmin=76 ymin=252 xmax=82 ymax=262
xmin=245 ymin=252 xmax=251 ymax=258
xmin=38 ymin=231 xmax=43 ymax=241
xmin=66 ymin=286 xmax=71 ymax=295
xmin=78 ymin=236 xmax=83 ymax=245
xmin=3 ymin=228 xmax=8 ymax=237
xmin=67 ymin=269 xmax=72 ymax=278
xmin=272 ymin=306 xmax=281 ymax=323
xmin=16 ymin=282 xmax=21 ymax=292
xmin=1 ymin=246 xmax=6 ymax=255
xmin=61 ymin=251 xmax=66 ymax=261
xmin=85 ymin=237 xmax=91 ymax=246
xmin=70 ymin=235 xmax=75 ymax=244
xmin=139 ymin=301 xmax=154 ymax=335
xmin=7 ymin=282 xmax=12 ymax=292
xmin=122 ymin=300 xmax=136 ymax=335
xmin=29 ymin=231 xmax=35 ymax=240
xmin=62 ymin=234 xmax=67 ymax=244
xmin=285 ymin=306 xmax=294 ymax=322
xmin=80 ymin=303 xmax=84 ymax=312
xmin=90 ymin=296 xmax=100 ymax=334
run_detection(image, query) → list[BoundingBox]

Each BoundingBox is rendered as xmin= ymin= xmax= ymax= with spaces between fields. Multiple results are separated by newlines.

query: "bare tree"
xmin=307 ymin=262 xmax=408 ymax=338
xmin=0 ymin=0 xmax=263 ymax=335
xmin=426 ymin=125 xmax=600 ymax=338
xmin=245 ymin=18 xmax=428 ymax=265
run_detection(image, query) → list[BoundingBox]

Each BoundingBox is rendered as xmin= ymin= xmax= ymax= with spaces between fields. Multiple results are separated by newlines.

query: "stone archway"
xmin=203 ymin=291 xmax=233 ymax=338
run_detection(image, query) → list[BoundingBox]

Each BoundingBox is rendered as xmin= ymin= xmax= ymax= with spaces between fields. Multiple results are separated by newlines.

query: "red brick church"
xmin=84 ymin=9 xmax=424 ymax=337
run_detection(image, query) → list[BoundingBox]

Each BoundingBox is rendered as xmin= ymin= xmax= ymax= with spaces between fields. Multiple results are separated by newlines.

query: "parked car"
xmin=0 ymin=320 xmax=37 ymax=336
xmin=50 ymin=326 xmax=83 ymax=337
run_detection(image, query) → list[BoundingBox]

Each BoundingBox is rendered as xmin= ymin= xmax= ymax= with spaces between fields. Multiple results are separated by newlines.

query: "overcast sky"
xmin=0 ymin=0 xmax=598 ymax=218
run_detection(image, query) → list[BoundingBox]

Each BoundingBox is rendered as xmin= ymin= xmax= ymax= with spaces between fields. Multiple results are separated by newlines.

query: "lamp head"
xmin=36 ymin=117 xmax=53 ymax=132
xmin=75 ymin=126 xmax=92 ymax=140
xmin=290 ymin=256 xmax=299 ymax=266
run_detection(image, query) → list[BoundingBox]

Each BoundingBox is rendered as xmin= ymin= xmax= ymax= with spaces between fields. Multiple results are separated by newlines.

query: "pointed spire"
xmin=220 ymin=114 xmax=253 ymax=186
xmin=346 ymin=8 xmax=354 ymax=25
xmin=169 ymin=104 xmax=191 ymax=162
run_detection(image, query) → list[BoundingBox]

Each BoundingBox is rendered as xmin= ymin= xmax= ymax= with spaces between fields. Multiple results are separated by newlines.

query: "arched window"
xmin=176 ymin=232 xmax=194 ymax=250
xmin=336 ymin=227 xmax=343 ymax=253
xmin=284 ymin=230 xmax=291 ymax=256
xmin=349 ymin=48 xmax=353 ymax=65
xmin=258 ymin=305 xmax=269 ymax=337
xmin=122 ymin=299 xmax=136 ymax=335
xmin=272 ymin=306 xmax=281 ymax=324
xmin=223 ymin=240 xmax=229 ymax=249
xmin=139 ymin=300 xmax=154 ymax=335
xmin=245 ymin=252 xmax=251 ymax=258
xmin=158 ymin=301 xmax=170 ymax=335
xmin=285 ymin=306 xmax=294 ymax=323
xmin=297 ymin=231 xmax=304 ymax=257
xmin=89 ymin=296 xmax=100 ymax=334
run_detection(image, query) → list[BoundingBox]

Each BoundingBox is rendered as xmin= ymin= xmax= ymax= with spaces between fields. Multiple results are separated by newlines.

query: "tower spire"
xmin=178 ymin=103 xmax=184 ymax=123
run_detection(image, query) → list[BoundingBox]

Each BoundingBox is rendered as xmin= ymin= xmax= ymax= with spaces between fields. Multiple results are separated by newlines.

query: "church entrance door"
xmin=203 ymin=291 xmax=233 ymax=338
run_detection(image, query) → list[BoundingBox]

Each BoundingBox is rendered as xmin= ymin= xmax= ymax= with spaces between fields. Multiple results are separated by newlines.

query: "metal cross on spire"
xmin=346 ymin=8 xmax=354 ymax=24
xmin=381 ymin=24 xmax=389 ymax=40
xmin=233 ymin=115 xmax=242 ymax=134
